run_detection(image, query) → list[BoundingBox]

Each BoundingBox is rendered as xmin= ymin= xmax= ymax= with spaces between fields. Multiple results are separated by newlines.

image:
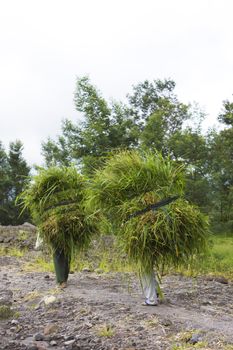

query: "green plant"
xmin=97 ymin=324 xmax=115 ymax=337
xmin=86 ymin=150 xmax=209 ymax=276
xmin=18 ymin=166 xmax=97 ymax=258
xmin=18 ymin=230 xmax=28 ymax=241
xmin=0 ymin=246 xmax=27 ymax=257
xmin=0 ymin=305 xmax=14 ymax=320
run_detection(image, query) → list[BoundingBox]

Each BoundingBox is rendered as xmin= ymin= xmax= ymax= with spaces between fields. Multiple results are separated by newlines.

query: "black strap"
xmin=127 ymin=195 xmax=179 ymax=220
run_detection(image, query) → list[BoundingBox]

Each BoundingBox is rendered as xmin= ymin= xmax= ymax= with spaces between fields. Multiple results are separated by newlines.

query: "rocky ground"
xmin=0 ymin=226 xmax=233 ymax=350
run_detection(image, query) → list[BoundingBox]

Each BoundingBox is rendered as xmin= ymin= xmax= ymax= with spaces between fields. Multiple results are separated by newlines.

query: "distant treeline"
xmin=1 ymin=77 xmax=232 ymax=231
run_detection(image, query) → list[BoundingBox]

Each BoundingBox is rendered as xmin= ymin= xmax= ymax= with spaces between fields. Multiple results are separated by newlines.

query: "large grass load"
xmin=86 ymin=151 xmax=209 ymax=274
xmin=19 ymin=166 xmax=96 ymax=257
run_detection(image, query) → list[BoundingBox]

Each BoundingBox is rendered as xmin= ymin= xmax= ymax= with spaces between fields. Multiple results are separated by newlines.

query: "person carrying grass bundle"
xmin=18 ymin=166 xmax=96 ymax=288
xmin=86 ymin=150 xmax=209 ymax=305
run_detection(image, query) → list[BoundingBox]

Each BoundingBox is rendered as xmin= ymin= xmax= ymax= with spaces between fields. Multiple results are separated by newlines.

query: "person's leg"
xmin=53 ymin=248 xmax=70 ymax=286
xmin=140 ymin=269 xmax=159 ymax=305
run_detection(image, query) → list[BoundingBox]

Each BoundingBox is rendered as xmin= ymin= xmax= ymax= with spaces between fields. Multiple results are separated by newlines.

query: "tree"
xmin=42 ymin=77 xmax=191 ymax=174
xmin=42 ymin=77 xmax=138 ymax=174
xmin=0 ymin=140 xmax=31 ymax=225
xmin=208 ymin=100 xmax=233 ymax=227
xmin=0 ymin=142 xmax=10 ymax=223
xmin=128 ymin=79 xmax=190 ymax=134
xmin=168 ymin=129 xmax=211 ymax=210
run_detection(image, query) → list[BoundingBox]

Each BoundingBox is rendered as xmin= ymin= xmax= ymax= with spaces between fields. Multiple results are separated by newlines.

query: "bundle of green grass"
xmin=19 ymin=166 xmax=96 ymax=257
xmin=86 ymin=150 xmax=209 ymax=274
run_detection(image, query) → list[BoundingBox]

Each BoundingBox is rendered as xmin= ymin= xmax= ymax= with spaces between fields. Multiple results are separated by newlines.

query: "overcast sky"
xmin=0 ymin=0 xmax=232 ymax=166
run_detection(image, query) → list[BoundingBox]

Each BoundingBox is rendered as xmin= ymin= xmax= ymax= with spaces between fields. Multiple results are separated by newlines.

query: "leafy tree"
xmin=42 ymin=77 xmax=190 ymax=174
xmin=0 ymin=140 xmax=31 ymax=225
xmin=208 ymin=100 xmax=233 ymax=227
xmin=0 ymin=142 xmax=10 ymax=223
xmin=168 ymin=129 xmax=211 ymax=210
xmin=128 ymin=79 xmax=190 ymax=134
xmin=42 ymin=77 xmax=138 ymax=174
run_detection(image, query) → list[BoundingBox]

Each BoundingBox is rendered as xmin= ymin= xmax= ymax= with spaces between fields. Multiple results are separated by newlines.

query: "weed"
xmin=0 ymin=305 xmax=14 ymax=320
xmin=18 ymin=230 xmax=29 ymax=241
xmin=97 ymin=324 xmax=115 ymax=337
xmin=22 ymin=257 xmax=54 ymax=272
xmin=0 ymin=246 xmax=27 ymax=257
xmin=24 ymin=291 xmax=42 ymax=302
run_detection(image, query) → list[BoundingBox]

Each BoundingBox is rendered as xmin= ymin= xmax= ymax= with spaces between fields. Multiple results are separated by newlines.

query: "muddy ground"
xmin=0 ymin=226 xmax=233 ymax=350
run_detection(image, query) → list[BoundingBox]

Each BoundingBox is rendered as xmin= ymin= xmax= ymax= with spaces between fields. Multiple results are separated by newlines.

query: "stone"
xmin=189 ymin=333 xmax=202 ymax=345
xmin=34 ymin=333 xmax=44 ymax=341
xmin=50 ymin=340 xmax=57 ymax=346
xmin=82 ymin=267 xmax=91 ymax=273
xmin=43 ymin=296 xmax=57 ymax=305
xmin=43 ymin=324 xmax=58 ymax=335
xmin=0 ymin=289 xmax=13 ymax=306
xmin=11 ymin=319 xmax=19 ymax=325
xmin=64 ymin=339 xmax=75 ymax=346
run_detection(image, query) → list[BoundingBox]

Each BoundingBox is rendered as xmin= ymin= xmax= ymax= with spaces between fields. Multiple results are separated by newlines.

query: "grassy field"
xmin=176 ymin=233 xmax=233 ymax=278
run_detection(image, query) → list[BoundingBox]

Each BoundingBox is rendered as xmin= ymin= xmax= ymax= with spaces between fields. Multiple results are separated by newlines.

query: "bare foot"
xmin=58 ymin=281 xmax=67 ymax=289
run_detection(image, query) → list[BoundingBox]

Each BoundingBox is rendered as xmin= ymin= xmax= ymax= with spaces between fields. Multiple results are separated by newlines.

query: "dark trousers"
xmin=52 ymin=248 xmax=70 ymax=284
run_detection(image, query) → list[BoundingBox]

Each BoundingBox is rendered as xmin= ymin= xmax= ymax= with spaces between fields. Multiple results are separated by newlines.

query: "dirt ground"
xmin=1 ymin=249 xmax=233 ymax=350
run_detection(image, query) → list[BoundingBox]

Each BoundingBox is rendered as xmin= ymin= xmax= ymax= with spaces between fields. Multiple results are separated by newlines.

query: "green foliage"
xmin=0 ymin=305 xmax=14 ymax=320
xmin=218 ymin=100 xmax=233 ymax=125
xmin=87 ymin=150 xmax=209 ymax=274
xmin=208 ymin=102 xmax=233 ymax=224
xmin=0 ymin=140 xmax=31 ymax=225
xmin=97 ymin=324 xmax=115 ymax=337
xmin=42 ymin=77 xmax=138 ymax=174
xmin=182 ymin=234 xmax=233 ymax=277
xmin=18 ymin=166 xmax=97 ymax=257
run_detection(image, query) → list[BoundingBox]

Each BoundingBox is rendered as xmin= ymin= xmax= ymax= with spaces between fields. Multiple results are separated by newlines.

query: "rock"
xmin=201 ymin=300 xmax=212 ymax=305
xmin=82 ymin=267 xmax=91 ymax=273
xmin=188 ymin=333 xmax=202 ymax=344
xmin=27 ymin=345 xmax=38 ymax=350
xmin=0 ymin=289 xmax=13 ymax=306
xmin=215 ymin=276 xmax=228 ymax=284
xmin=23 ymin=222 xmax=36 ymax=229
xmin=11 ymin=319 xmax=19 ymax=325
xmin=43 ymin=296 xmax=57 ymax=305
xmin=50 ymin=340 xmax=57 ymax=346
xmin=64 ymin=335 xmax=75 ymax=341
xmin=64 ymin=339 xmax=76 ymax=346
xmin=43 ymin=324 xmax=58 ymax=335
xmin=160 ymin=318 xmax=172 ymax=326
xmin=34 ymin=333 xmax=44 ymax=341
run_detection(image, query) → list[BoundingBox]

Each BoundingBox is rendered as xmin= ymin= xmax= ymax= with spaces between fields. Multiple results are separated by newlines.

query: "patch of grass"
xmin=171 ymin=330 xmax=208 ymax=350
xmin=0 ymin=305 xmax=14 ymax=320
xmin=174 ymin=233 xmax=233 ymax=279
xmin=171 ymin=344 xmax=209 ymax=350
xmin=96 ymin=324 xmax=115 ymax=337
xmin=18 ymin=230 xmax=29 ymax=241
xmin=0 ymin=246 xmax=27 ymax=257
xmin=24 ymin=291 xmax=42 ymax=302
xmin=22 ymin=256 xmax=54 ymax=272
xmin=144 ymin=316 xmax=159 ymax=328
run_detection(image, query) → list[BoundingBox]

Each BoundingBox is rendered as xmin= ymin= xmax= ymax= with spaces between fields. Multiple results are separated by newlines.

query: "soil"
xmin=0 ymin=226 xmax=233 ymax=349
